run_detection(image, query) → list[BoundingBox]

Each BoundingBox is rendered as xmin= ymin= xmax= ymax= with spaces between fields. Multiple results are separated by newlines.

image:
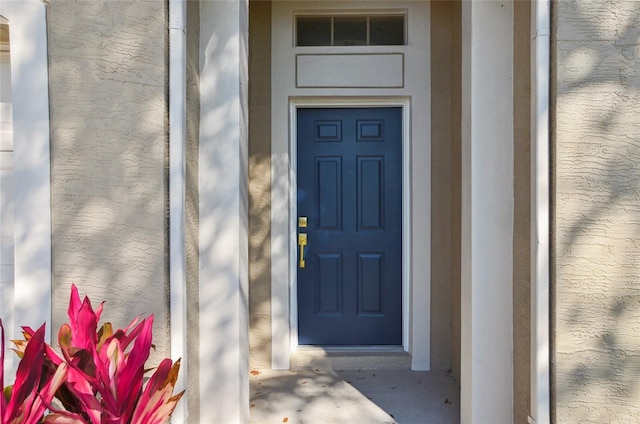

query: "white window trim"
xmin=0 ymin=0 xmax=52 ymax=344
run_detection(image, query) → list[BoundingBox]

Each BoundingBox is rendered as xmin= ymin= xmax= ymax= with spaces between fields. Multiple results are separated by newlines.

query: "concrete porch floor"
xmin=250 ymin=369 xmax=460 ymax=424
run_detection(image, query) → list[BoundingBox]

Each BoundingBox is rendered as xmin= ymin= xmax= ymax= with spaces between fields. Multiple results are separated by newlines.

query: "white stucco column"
xmin=531 ymin=0 xmax=551 ymax=422
xmin=169 ymin=0 xmax=188 ymax=422
xmin=461 ymin=1 xmax=514 ymax=423
xmin=199 ymin=0 xmax=249 ymax=422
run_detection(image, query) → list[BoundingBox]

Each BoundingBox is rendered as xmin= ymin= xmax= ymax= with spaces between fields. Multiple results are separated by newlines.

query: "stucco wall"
xmin=248 ymin=0 xmax=272 ymax=370
xmin=513 ymin=1 xmax=532 ymax=422
xmin=449 ymin=0 xmax=462 ymax=383
xmin=186 ymin=0 xmax=201 ymax=420
xmin=430 ymin=0 xmax=461 ymax=376
xmin=430 ymin=0 xmax=454 ymax=374
xmin=48 ymin=1 xmax=169 ymax=361
xmin=554 ymin=1 xmax=640 ymax=421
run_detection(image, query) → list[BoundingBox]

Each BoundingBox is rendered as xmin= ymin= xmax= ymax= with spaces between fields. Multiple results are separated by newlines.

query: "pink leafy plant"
xmin=1 ymin=284 xmax=183 ymax=423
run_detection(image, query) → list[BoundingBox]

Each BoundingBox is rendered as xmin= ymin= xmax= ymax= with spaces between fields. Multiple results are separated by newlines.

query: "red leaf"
xmin=117 ymin=316 xmax=154 ymax=419
xmin=1 ymin=319 xmax=6 ymax=416
xmin=4 ymin=323 xmax=46 ymax=422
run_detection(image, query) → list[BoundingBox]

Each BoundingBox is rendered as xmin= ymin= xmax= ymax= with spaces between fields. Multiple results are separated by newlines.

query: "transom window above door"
xmin=295 ymin=14 xmax=406 ymax=47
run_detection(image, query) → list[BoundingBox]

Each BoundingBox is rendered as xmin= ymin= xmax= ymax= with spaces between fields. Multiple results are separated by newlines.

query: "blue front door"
xmin=297 ymin=107 xmax=402 ymax=345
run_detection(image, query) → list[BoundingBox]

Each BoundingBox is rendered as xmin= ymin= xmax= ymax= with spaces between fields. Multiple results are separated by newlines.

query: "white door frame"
xmin=287 ymin=97 xmax=413 ymax=352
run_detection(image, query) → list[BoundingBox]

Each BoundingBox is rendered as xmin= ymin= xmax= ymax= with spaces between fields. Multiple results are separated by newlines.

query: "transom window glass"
xmin=296 ymin=14 xmax=406 ymax=46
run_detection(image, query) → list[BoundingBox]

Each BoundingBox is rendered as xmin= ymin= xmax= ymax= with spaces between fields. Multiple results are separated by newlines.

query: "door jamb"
xmin=288 ymin=96 xmax=412 ymax=353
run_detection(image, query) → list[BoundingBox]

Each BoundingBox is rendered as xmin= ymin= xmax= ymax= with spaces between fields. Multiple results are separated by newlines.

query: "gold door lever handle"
xmin=298 ymin=233 xmax=307 ymax=268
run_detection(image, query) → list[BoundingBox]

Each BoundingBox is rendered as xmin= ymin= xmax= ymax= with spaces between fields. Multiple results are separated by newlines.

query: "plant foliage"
xmin=0 ymin=285 xmax=183 ymax=424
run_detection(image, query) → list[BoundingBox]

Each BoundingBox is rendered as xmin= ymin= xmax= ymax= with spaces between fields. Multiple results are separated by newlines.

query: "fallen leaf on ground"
xmin=445 ymin=398 xmax=452 ymax=404
xmin=250 ymin=370 xmax=262 ymax=376
xmin=283 ymin=417 xmax=289 ymax=423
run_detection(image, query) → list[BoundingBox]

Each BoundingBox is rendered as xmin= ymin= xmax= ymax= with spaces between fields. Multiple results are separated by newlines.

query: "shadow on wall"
xmin=198 ymin=1 xmax=252 ymax=421
xmin=248 ymin=153 xmax=272 ymax=369
xmin=247 ymin=0 xmax=273 ymax=371
xmin=555 ymin=1 xmax=640 ymax=421
xmin=46 ymin=1 xmax=170 ymax=363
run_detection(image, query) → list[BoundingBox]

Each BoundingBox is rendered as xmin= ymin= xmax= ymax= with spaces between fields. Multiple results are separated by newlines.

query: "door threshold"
xmin=291 ymin=346 xmax=411 ymax=370
xmin=296 ymin=345 xmax=405 ymax=353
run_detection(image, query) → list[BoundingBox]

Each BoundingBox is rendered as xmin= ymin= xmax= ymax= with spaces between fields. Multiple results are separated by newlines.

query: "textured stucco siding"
xmin=248 ymin=0 xmax=272 ymax=370
xmin=513 ymin=1 xmax=531 ymax=422
xmin=186 ymin=0 xmax=201 ymax=420
xmin=48 ymin=1 xmax=169 ymax=361
xmin=554 ymin=1 xmax=640 ymax=421
xmin=430 ymin=0 xmax=457 ymax=376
